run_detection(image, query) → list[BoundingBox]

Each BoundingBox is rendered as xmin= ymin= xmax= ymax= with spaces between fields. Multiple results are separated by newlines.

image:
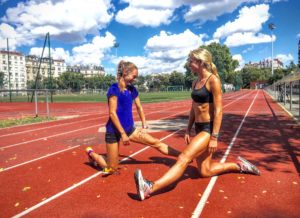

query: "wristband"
xmin=211 ymin=133 xmax=220 ymax=138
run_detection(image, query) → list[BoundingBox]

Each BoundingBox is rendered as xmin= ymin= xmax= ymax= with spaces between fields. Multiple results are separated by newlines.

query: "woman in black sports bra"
xmin=133 ymin=48 xmax=260 ymax=201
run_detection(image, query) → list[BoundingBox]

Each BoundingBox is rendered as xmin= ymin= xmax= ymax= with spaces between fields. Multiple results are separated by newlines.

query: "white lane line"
xmin=0 ymin=115 xmax=105 ymax=138
xmin=0 ymin=104 xmax=186 ymax=150
xmin=12 ymin=129 xmax=183 ymax=218
xmin=191 ymin=90 xmax=259 ymax=218
xmin=11 ymin=91 xmax=253 ymax=217
xmin=1 ymin=145 xmax=80 ymax=172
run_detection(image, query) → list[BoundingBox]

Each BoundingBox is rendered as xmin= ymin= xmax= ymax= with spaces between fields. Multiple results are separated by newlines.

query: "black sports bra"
xmin=191 ymin=74 xmax=213 ymax=103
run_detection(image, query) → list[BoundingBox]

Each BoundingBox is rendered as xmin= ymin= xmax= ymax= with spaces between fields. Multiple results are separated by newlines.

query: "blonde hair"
xmin=117 ymin=60 xmax=138 ymax=80
xmin=189 ymin=48 xmax=219 ymax=77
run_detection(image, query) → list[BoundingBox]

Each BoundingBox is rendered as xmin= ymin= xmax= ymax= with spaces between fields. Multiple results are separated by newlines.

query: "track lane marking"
xmin=11 ymin=91 xmax=254 ymax=217
xmin=191 ymin=90 xmax=259 ymax=218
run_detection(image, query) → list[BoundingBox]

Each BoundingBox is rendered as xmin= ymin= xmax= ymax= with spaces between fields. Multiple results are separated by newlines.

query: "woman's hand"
xmin=184 ymin=131 xmax=191 ymax=145
xmin=121 ymin=132 xmax=130 ymax=146
xmin=208 ymin=138 xmax=218 ymax=153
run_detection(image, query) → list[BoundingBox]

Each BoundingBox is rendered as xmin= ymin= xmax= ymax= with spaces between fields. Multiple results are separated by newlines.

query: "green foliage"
xmin=0 ymin=71 xmax=4 ymax=88
xmin=169 ymin=71 xmax=185 ymax=86
xmin=0 ymin=116 xmax=56 ymax=128
xmin=200 ymin=42 xmax=239 ymax=83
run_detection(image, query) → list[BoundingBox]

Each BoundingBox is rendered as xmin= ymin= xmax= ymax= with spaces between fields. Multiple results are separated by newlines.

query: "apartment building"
xmin=26 ymin=55 xmax=66 ymax=81
xmin=0 ymin=50 xmax=27 ymax=89
xmin=66 ymin=64 xmax=105 ymax=77
xmin=246 ymin=58 xmax=283 ymax=69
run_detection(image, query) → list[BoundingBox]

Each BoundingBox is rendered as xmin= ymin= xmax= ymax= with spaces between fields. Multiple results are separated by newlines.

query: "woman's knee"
xmin=198 ymin=166 xmax=212 ymax=178
xmin=177 ymin=153 xmax=192 ymax=166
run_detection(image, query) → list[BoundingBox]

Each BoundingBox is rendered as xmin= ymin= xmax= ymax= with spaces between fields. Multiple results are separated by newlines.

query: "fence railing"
xmin=265 ymin=71 xmax=300 ymax=121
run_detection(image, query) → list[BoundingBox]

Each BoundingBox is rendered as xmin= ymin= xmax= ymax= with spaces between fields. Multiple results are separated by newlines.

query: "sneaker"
xmin=237 ymin=156 xmax=260 ymax=175
xmin=134 ymin=169 xmax=153 ymax=201
xmin=85 ymin=147 xmax=98 ymax=167
xmin=102 ymin=167 xmax=119 ymax=175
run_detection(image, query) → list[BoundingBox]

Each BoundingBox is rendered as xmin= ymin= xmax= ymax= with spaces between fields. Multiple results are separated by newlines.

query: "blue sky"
xmin=0 ymin=0 xmax=299 ymax=75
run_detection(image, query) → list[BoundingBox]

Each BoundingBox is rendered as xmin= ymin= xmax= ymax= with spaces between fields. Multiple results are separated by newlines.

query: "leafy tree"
xmin=169 ymin=71 xmax=185 ymax=86
xmin=58 ymin=71 xmax=85 ymax=91
xmin=0 ymin=72 xmax=4 ymax=88
xmin=200 ymin=42 xmax=239 ymax=83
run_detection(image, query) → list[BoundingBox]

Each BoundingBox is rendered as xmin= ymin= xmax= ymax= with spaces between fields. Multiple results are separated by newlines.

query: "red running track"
xmin=0 ymin=90 xmax=299 ymax=218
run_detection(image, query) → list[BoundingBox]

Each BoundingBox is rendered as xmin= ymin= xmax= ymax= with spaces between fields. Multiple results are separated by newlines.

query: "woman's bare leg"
xmin=129 ymin=128 xmax=180 ymax=157
xmin=106 ymin=142 xmax=120 ymax=170
xmin=196 ymin=150 xmax=240 ymax=178
xmin=89 ymin=152 xmax=107 ymax=168
xmin=151 ymin=132 xmax=210 ymax=192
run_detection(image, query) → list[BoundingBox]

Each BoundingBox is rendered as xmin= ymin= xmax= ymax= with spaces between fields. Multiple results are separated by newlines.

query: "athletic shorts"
xmin=105 ymin=127 xmax=136 ymax=144
xmin=194 ymin=121 xmax=213 ymax=134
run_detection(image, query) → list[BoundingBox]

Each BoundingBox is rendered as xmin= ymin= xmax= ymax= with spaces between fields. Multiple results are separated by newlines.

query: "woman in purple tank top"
xmin=85 ymin=60 xmax=180 ymax=175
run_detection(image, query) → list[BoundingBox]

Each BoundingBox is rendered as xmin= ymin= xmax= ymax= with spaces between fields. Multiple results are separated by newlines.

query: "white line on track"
xmin=12 ymin=129 xmax=182 ymax=218
xmin=10 ymin=91 xmax=253 ymax=217
xmin=0 ymin=104 xmax=186 ymax=149
xmin=191 ymin=90 xmax=259 ymax=218
xmin=3 ymin=91 xmax=253 ymax=171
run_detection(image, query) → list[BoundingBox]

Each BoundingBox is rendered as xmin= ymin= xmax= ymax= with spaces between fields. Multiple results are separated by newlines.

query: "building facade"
xmin=66 ymin=65 xmax=105 ymax=77
xmin=0 ymin=50 xmax=27 ymax=90
xmin=246 ymin=58 xmax=283 ymax=69
xmin=26 ymin=55 xmax=66 ymax=82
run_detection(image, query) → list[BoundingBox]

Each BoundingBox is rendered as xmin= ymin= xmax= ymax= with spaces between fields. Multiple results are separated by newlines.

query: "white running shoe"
xmin=134 ymin=169 xmax=153 ymax=200
xmin=237 ymin=156 xmax=260 ymax=175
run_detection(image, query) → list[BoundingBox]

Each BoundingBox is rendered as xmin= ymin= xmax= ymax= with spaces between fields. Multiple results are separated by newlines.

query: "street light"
xmin=268 ymin=23 xmax=276 ymax=76
xmin=113 ymin=40 xmax=119 ymax=57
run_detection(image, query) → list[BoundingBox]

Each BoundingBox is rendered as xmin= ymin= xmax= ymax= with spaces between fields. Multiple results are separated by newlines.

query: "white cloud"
xmin=113 ymin=29 xmax=205 ymax=74
xmin=232 ymin=54 xmax=245 ymax=70
xmin=297 ymin=33 xmax=300 ymax=38
xmin=145 ymin=29 xmax=204 ymax=61
xmin=115 ymin=7 xmax=173 ymax=27
xmin=29 ymin=32 xmax=116 ymax=65
xmin=224 ymin=32 xmax=274 ymax=47
xmin=183 ymin=0 xmax=250 ymax=23
xmin=213 ymin=4 xmax=270 ymax=39
xmin=1 ymin=0 xmax=113 ymax=46
xmin=242 ymin=45 xmax=254 ymax=54
xmin=275 ymin=53 xmax=294 ymax=65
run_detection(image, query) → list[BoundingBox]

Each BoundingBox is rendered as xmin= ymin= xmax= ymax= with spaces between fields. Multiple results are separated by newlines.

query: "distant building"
xmin=0 ymin=50 xmax=27 ymax=89
xmin=246 ymin=58 xmax=283 ymax=69
xmin=66 ymin=65 xmax=105 ymax=77
xmin=26 ymin=55 xmax=66 ymax=81
xmin=250 ymin=80 xmax=268 ymax=89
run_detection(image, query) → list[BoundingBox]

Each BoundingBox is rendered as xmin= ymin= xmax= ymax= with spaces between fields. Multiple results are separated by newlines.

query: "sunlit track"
xmin=8 ymin=90 xmax=256 ymax=217
xmin=0 ymin=104 xmax=189 ymax=149
xmin=192 ymin=90 xmax=259 ymax=217
xmin=1 ymin=91 xmax=253 ymax=170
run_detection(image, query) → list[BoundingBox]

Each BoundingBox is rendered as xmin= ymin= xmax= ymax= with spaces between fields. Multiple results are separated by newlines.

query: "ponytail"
xmin=116 ymin=60 xmax=137 ymax=81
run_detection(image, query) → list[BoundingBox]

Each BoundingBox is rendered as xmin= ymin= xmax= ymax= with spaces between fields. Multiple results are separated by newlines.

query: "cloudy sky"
xmin=0 ymin=0 xmax=299 ymax=75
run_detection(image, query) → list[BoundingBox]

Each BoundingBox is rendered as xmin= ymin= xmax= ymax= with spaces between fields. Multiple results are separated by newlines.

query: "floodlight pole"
xmin=268 ymin=23 xmax=276 ymax=76
xmin=114 ymin=40 xmax=119 ymax=57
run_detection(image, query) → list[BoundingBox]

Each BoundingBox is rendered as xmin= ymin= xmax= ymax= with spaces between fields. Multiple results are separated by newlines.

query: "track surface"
xmin=0 ymin=90 xmax=299 ymax=218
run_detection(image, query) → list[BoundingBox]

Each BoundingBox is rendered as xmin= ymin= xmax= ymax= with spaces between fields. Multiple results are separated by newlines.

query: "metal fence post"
xmin=34 ymin=90 xmax=38 ymax=117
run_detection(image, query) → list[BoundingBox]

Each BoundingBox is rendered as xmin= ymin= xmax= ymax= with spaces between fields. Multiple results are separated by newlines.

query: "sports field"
xmin=0 ymin=89 xmax=299 ymax=217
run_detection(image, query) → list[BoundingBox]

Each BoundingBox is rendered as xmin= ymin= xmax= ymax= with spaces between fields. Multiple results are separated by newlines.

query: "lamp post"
xmin=113 ymin=40 xmax=119 ymax=57
xmin=268 ymin=23 xmax=276 ymax=76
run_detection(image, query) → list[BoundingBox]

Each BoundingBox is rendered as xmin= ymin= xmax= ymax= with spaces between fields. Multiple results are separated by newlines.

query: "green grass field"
xmin=0 ymin=91 xmax=191 ymax=103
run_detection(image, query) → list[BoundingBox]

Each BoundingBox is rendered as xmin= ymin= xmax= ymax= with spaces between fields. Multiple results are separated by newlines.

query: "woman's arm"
xmin=208 ymin=75 xmax=223 ymax=153
xmin=134 ymin=96 xmax=147 ymax=128
xmin=108 ymin=96 xmax=130 ymax=144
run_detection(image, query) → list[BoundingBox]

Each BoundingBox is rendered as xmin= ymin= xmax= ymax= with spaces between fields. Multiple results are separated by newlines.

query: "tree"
xmin=0 ymin=72 xmax=4 ymax=89
xmin=200 ymin=42 xmax=239 ymax=83
xmin=169 ymin=71 xmax=185 ymax=86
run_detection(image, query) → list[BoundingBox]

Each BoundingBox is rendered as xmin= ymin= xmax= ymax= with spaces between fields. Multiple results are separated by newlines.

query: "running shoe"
xmin=134 ymin=169 xmax=153 ymax=201
xmin=237 ymin=156 xmax=260 ymax=175
xmin=85 ymin=147 xmax=98 ymax=167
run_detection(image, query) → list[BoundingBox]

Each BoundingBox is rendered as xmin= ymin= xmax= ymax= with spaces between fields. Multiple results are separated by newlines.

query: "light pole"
xmin=113 ymin=40 xmax=119 ymax=57
xmin=268 ymin=23 xmax=276 ymax=76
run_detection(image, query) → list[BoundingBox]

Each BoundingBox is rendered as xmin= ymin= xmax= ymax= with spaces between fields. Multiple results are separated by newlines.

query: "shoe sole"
xmin=134 ymin=169 xmax=145 ymax=200
xmin=238 ymin=156 xmax=260 ymax=175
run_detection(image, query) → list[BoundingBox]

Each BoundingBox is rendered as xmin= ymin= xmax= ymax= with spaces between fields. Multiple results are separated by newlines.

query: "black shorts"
xmin=105 ymin=127 xmax=136 ymax=144
xmin=194 ymin=121 xmax=213 ymax=134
